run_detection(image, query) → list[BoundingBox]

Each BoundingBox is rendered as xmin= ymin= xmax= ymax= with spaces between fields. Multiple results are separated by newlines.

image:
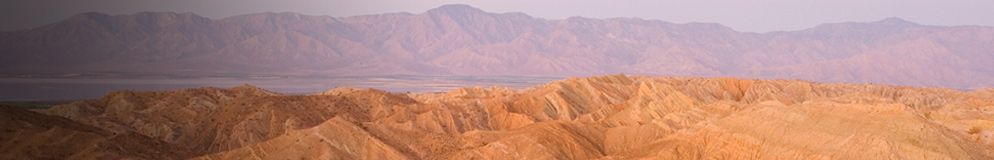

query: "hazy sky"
xmin=2 ymin=0 xmax=993 ymax=32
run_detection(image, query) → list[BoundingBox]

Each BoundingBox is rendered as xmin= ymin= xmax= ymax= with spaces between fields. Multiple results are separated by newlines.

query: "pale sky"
xmin=1 ymin=0 xmax=993 ymax=32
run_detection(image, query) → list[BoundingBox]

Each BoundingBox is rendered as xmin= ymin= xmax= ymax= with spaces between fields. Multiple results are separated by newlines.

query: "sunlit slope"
xmin=2 ymin=75 xmax=992 ymax=159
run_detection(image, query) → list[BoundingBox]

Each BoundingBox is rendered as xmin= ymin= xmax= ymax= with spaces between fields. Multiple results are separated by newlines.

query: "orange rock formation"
xmin=2 ymin=75 xmax=993 ymax=159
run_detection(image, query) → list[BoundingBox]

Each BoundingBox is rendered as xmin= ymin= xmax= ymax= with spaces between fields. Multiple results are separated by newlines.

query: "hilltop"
xmin=1 ymin=75 xmax=992 ymax=159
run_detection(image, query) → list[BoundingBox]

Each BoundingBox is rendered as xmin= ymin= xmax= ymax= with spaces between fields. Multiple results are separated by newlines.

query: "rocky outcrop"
xmin=0 ymin=106 xmax=189 ymax=159
xmin=2 ymin=75 xmax=993 ymax=159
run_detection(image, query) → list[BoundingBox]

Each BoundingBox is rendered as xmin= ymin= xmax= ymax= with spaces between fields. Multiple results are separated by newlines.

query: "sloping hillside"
xmin=2 ymin=75 xmax=991 ymax=159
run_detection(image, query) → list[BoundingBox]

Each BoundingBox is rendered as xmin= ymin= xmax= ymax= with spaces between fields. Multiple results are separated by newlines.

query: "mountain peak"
xmin=874 ymin=17 xmax=918 ymax=26
xmin=427 ymin=4 xmax=486 ymax=15
xmin=805 ymin=17 xmax=920 ymax=33
xmin=55 ymin=12 xmax=116 ymax=29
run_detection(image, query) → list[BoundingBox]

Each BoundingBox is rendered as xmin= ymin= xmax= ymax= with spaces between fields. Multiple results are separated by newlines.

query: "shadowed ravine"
xmin=1 ymin=75 xmax=992 ymax=159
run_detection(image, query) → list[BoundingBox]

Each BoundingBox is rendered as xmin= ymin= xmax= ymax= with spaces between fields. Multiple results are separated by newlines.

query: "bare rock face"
xmin=3 ymin=75 xmax=994 ymax=159
xmin=0 ymin=106 xmax=189 ymax=159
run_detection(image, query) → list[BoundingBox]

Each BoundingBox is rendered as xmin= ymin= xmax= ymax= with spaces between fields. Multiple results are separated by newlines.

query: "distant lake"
xmin=0 ymin=75 xmax=562 ymax=101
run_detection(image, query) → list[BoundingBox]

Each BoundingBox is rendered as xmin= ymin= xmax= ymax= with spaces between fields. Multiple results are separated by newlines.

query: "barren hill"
xmin=2 ymin=75 xmax=993 ymax=159
xmin=2 ymin=4 xmax=994 ymax=88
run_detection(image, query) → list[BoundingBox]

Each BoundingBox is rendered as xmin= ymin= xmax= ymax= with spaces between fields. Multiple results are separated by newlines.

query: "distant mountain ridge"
xmin=2 ymin=4 xmax=993 ymax=89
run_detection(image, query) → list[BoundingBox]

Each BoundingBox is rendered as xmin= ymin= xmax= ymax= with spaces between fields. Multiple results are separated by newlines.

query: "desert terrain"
xmin=3 ymin=2 xmax=994 ymax=160
xmin=2 ymin=75 xmax=992 ymax=159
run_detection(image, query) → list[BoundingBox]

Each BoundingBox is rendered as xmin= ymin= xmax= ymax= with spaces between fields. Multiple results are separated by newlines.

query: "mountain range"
xmin=1 ymin=4 xmax=993 ymax=89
